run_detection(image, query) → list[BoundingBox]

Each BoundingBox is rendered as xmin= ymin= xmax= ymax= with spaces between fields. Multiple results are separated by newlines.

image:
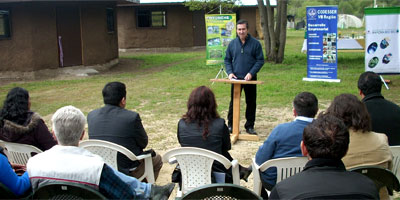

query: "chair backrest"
xmin=79 ymin=139 xmax=155 ymax=183
xmin=349 ymin=165 xmax=400 ymax=196
xmin=390 ymin=146 xmax=400 ymax=179
xmin=0 ymin=182 xmax=17 ymax=199
xmin=252 ymin=157 xmax=308 ymax=195
xmin=181 ymin=183 xmax=262 ymax=200
xmin=32 ymin=182 xmax=107 ymax=199
xmin=1 ymin=141 xmax=42 ymax=165
xmin=163 ymin=147 xmax=240 ymax=196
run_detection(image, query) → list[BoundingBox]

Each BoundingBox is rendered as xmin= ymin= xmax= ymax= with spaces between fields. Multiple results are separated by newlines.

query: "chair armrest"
xmin=136 ymin=153 xmax=152 ymax=160
xmin=231 ymin=159 xmax=240 ymax=186
xmin=252 ymin=158 xmax=262 ymax=195
xmin=168 ymin=157 xmax=177 ymax=164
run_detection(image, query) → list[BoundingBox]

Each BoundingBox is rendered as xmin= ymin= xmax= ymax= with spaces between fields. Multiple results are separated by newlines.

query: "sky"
xmin=139 ymin=0 xmax=277 ymax=6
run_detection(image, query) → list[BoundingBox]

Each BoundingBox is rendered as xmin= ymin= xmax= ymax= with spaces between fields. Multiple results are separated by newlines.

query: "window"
xmin=0 ymin=9 xmax=11 ymax=39
xmin=106 ymin=7 xmax=115 ymax=33
xmin=137 ymin=9 xmax=166 ymax=28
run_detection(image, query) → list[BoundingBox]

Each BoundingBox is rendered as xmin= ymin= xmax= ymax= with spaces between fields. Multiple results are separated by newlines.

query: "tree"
xmin=257 ymin=0 xmax=288 ymax=63
xmin=184 ymin=0 xmax=239 ymax=13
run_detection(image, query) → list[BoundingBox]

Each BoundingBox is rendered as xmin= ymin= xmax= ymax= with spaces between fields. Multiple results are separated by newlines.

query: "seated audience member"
xmin=87 ymin=82 xmax=162 ymax=180
xmin=325 ymin=93 xmax=392 ymax=199
xmin=269 ymin=114 xmax=379 ymax=199
xmin=0 ymin=87 xmax=57 ymax=151
xmin=0 ymin=146 xmax=31 ymax=196
xmin=358 ymin=71 xmax=400 ymax=145
xmin=27 ymin=106 xmax=174 ymax=200
xmin=177 ymin=86 xmax=251 ymax=183
xmin=326 ymin=94 xmax=392 ymax=169
xmin=255 ymin=92 xmax=318 ymax=193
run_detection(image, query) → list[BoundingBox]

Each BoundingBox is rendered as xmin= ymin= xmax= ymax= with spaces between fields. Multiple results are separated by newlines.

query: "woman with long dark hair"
xmin=177 ymin=86 xmax=250 ymax=183
xmin=0 ymin=87 xmax=56 ymax=151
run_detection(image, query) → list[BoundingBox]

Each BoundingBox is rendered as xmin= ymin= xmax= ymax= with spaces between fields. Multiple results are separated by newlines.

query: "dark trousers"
xmin=227 ymin=83 xmax=257 ymax=129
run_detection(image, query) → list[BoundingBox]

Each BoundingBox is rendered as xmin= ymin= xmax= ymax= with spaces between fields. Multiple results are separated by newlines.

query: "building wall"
xmin=238 ymin=7 xmax=258 ymax=38
xmin=0 ymin=2 xmax=119 ymax=72
xmin=118 ymin=5 xmax=259 ymax=49
xmin=0 ymin=3 xmax=58 ymax=71
xmin=117 ymin=5 xmax=194 ymax=49
xmin=81 ymin=2 xmax=118 ymax=65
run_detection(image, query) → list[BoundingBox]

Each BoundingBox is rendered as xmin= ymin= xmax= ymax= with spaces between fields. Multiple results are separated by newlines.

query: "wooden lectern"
xmin=210 ymin=78 xmax=263 ymax=144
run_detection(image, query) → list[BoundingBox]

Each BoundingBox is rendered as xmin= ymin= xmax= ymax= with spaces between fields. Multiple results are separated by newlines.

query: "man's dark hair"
xmin=237 ymin=19 xmax=249 ymax=29
xmin=303 ymin=114 xmax=349 ymax=160
xmin=293 ymin=92 xmax=318 ymax=118
xmin=102 ymin=82 xmax=126 ymax=106
xmin=358 ymin=71 xmax=382 ymax=95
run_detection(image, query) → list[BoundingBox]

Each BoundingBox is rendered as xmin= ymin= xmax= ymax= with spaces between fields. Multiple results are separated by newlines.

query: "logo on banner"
xmin=308 ymin=8 xmax=317 ymax=20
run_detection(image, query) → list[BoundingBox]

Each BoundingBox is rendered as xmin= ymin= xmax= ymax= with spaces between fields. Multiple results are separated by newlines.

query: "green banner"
xmin=205 ymin=14 xmax=236 ymax=65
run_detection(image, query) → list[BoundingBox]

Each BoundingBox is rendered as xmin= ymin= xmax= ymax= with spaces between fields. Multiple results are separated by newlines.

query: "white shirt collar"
xmin=294 ymin=116 xmax=314 ymax=122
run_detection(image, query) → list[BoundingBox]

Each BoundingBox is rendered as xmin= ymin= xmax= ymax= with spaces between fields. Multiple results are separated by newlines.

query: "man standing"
xmin=87 ymin=82 xmax=162 ymax=181
xmin=358 ymin=71 xmax=400 ymax=145
xmin=269 ymin=114 xmax=379 ymax=199
xmin=255 ymin=92 xmax=318 ymax=192
xmin=27 ymin=106 xmax=174 ymax=200
xmin=225 ymin=19 xmax=264 ymax=135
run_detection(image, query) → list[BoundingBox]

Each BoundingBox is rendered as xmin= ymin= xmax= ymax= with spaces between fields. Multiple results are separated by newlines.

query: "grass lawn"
xmin=2 ymin=30 xmax=398 ymax=116
xmin=1 ymin=30 xmax=400 ymax=138
xmin=1 ymin=29 xmax=400 ymax=192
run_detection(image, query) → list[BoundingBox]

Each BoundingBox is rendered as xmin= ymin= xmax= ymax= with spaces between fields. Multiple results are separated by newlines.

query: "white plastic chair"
xmin=252 ymin=157 xmax=308 ymax=196
xmin=390 ymin=146 xmax=400 ymax=179
xmin=0 ymin=141 xmax=43 ymax=165
xmin=79 ymin=139 xmax=155 ymax=183
xmin=162 ymin=147 xmax=240 ymax=197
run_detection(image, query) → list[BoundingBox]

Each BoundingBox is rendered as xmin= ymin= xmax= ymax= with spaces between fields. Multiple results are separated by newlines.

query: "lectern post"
xmin=210 ymin=79 xmax=263 ymax=144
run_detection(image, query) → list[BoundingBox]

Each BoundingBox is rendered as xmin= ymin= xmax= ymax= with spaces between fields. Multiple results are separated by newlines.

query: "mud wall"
xmin=0 ymin=2 xmax=119 ymax=72
xmin=117 ymin=5 xmax=194 ymax=49
xmin=81 ymin=2 xmax=119 ymax=66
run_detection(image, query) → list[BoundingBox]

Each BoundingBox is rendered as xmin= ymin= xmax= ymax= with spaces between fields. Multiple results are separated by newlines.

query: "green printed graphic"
xmin=205 ymin=14 xmax=236 ymax=65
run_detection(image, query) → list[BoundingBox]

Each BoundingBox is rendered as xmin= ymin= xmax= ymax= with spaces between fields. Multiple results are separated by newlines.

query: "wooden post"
xmin=210 ymin=79 xmax=263 ymax=144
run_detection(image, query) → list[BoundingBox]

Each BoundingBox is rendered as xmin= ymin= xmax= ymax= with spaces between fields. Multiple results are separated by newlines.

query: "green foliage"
xmin=184 ymin=0 xmax=239 ymax=13
xmin=288 ymin=0 xmax=400 ymax=21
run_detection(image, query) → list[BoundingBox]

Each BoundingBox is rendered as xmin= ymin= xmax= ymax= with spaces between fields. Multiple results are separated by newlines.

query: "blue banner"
xmin=306 ymin=6 xmax=338 ymax=81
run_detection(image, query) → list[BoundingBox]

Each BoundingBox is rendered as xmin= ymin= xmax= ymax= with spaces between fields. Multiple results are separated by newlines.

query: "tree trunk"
xmin=275 ymin=1 xmax=281 ymax=42
xmin=256 ymin=0 xmax=269 ymax=60
xmin=276 ymin=0 xmax=288 ymax=63
xmin=266 ymin=1 xmax=276 ymax=61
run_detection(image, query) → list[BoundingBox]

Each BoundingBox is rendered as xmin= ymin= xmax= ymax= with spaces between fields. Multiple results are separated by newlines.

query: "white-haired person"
xmin=27 ymin=105 xmax=174 ymax=199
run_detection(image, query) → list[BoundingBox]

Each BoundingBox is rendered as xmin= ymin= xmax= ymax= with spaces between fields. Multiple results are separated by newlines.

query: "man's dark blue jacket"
xmin=224 ymin=34 xmax=264 ymax=79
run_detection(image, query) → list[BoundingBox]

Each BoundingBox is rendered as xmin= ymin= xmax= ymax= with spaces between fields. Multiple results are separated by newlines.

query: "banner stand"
xmin=214 ymin=65 xmax=229 ymax=79
xmin=304 ymin=6 xmax=340 ymax=82
xmin=303 ymin=77 xmax=341 ymax=82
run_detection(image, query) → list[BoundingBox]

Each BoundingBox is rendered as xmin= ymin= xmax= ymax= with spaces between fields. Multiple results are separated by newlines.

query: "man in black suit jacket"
xmin=87 ymin=82 xmax=162 ymax=181
xmin=358 ymin=71 xmax=400 ymax=145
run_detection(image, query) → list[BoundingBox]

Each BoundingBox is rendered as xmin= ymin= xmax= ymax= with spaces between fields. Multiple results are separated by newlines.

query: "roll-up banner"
xmin=304 ymin=6 xmax=340 ymax=82
xmin=365 ymin=7 xmax=400 ymax=74
xmin=205 ymin=14 xmax=236 ymax=65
